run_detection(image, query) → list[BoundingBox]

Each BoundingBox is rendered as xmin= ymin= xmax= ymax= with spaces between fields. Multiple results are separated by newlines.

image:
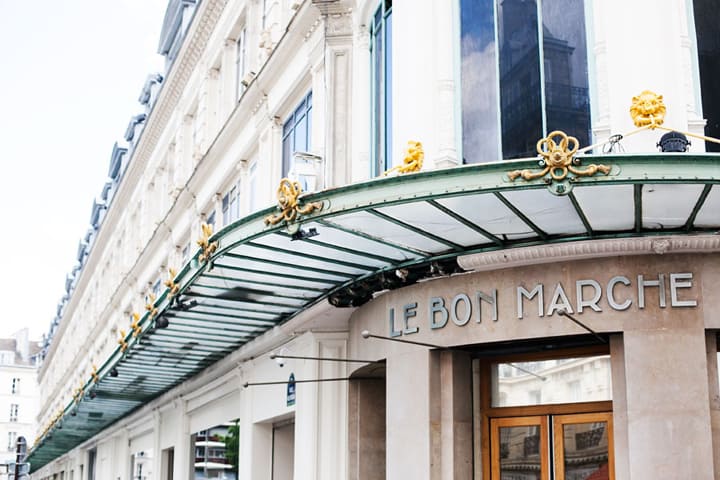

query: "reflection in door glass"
xmin=562 ymin=421 xmax=609 ymax=480
xmin=498 ymin=425 xmax=542 ymax=479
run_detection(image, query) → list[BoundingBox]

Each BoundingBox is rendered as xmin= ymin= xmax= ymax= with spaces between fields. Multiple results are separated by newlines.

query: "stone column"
xmin=386 ymin=348 xmax=437 ymax=480
xmin=439 ymin=351 xmax=472 ymax=480
xmin=386 ymin=348 xmax=472 ymax=480
xmin=623 ymin=327 xmax=715 ymax=478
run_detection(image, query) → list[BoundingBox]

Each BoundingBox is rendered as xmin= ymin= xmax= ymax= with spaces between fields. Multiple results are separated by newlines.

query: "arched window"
xmin=460 ymin=0 xmax=591 ymax=162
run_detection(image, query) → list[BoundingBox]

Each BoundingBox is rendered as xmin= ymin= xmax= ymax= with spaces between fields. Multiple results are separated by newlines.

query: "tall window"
xmin=9 ymin=404 xmax=18 ymax=422
xmin=371 ymin=0 xmax=393 ymax=175
xmin=282 ymin=92 xmax=313 ymax=177
xmin=236 ymin=27 xmax=248 ymax=100
xmin=7 ymin=432 xmax=16 ymax=451
xmin=249 ymin=162 xmax=258 ymax=213
xmin=222 ymin=184 xmax=241 ymax=226
xmin=460 ymin=0 xmax=591 ymax=162
xmin=693 ymin=0 xmax=720 ymax=152
xmin=11 ymin=377 xmax=20 ymax=394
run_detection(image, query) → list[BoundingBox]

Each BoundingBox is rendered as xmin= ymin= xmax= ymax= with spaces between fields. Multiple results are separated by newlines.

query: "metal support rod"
xmin=270 ymin=354 xmax=380 ymax=363
xmin=361 ymin=330 xmax=452 ymax=350
xmin=557 ymin=310 xmax=607 ymax=344
xmin=243 ymin=377 xmax=368 ymax=388
xmin=507 ymin=363 xmax=547 ymax=381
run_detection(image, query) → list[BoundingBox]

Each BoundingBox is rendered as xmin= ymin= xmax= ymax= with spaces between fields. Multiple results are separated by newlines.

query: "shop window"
xmin=370 ymin=0 xmax=392 ymax=176
xmin=282 ymin=92 xmax=313 ymax=178
xmin=191 ymin=422 xmax=238 ymax=480
xmin=460 ymin=0 xmax=591 ymax=162
xmin=130 ymin=450 xmax=151 ymax=480
xmin=692 ymin=0 xmax=720 ymax=151
xmin=161 ymin=447 xmax=174 ymax=480
xmin=88 ymin=448 xmax=97 ymax=480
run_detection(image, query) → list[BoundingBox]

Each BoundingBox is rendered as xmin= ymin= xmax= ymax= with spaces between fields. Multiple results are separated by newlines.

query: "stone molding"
xmin=458 ymin=235 xmax=720 ymax=272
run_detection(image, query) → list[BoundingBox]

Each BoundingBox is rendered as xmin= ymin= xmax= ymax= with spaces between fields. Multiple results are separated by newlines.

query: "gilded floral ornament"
xmin=130 ymin=312 xmax=142 ymax=338
xmin=264 ymin=178 xmax=323 ymax=227
xmin=508 ymin=130 xmax=610 ymax=195
xmin=164 ymin=267 xmax=180 ymax=297
xmin=91 ymin=364 xmax=100 ymax=383
xmin=197 ymin=222 xmax=218 ymax=263
xmin=145 ymin=294 xmax=158 ymax=319
xmin=629 ymin=90 xmax=666 ymax=128
xmin=73 ymin=381 xmax=84 ymax=403
xmin=384 ymin=140 xmax=424 ymax=176
xmin=118 ymin=330 xmax=128 ymax=352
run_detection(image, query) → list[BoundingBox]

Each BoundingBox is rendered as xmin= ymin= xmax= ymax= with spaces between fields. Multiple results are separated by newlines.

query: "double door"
xmin=490 ymin=412 xmax=613 ymax=480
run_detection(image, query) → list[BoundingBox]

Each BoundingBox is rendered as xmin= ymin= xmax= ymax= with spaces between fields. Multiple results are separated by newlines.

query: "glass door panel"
xmin=491 ymin=416 xmax=549 ymax=480
xmin=553 ymin=413 xmax=614 ymax=480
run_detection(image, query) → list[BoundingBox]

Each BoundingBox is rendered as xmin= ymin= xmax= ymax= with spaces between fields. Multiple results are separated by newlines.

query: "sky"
xmin=0 ymin=0 xmax=169 ymax=341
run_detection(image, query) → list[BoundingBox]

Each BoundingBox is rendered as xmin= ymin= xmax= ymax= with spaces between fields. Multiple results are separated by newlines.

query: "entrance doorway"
xmin=490 ymin=412 xmax=613 ymax=479
xmin=477 ymin=344 xmax=614 ymax=480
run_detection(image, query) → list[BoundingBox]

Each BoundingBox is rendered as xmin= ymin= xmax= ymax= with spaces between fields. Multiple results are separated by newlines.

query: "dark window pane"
xmin=460 ymin=0 xmax=500 ymax=163
xmin=385 ymin=12 xmax=393 ymax=169
xmin=542 ymin=0 xmax=590 ymax=148
xmin=562 ymin=421 xmax=610 ymax=480
xmin=373 ymin=14 xmax=385 ymax=174
xmin=693 ymin=0 xmax=720 ymax=152
xmin=498 ymin=0 xmax=543 ymax=159
xmin=371 ymin=2 xmax=391 ymax=175
xmin=499 ymin=425 xmax=542 ymax=479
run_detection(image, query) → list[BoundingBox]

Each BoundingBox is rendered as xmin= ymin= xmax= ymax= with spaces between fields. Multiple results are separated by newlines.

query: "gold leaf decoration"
xmin=629 ymin=90 xmax=666 ymax=128
xmin=197 ymin=222 xmax=218 ymax=263
xmin=164 ymin=267 xmax=180 ymax=297
xmin=130 ymin=312 xmax=142 ymax=338
xmin=264 ymin=179 xmax=323 ymax=226
xmin=384 ymin=140 xmax=424 ymax=176
xmin=508 ymin=130 xmax=610 ymax=186
xmin=118 ymin=330 xmax=128 ymax=352
xmin=145 ymin=294 xmax=158 ymax=319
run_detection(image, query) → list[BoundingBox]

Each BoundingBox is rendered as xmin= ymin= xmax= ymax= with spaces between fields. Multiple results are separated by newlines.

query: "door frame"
xmin=477 ymin=345 xmax=613 ymax=479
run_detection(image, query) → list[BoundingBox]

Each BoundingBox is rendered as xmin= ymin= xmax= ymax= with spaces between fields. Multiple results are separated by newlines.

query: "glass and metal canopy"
xmin=28 ymin=152 xmax=720 ymax=471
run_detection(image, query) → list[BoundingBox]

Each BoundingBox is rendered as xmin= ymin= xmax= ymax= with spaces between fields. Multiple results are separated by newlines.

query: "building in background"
xmin=0 ymin=329 xmax=40 ymax=471
xmin=28 ymin=0 xmax=720 ymax=479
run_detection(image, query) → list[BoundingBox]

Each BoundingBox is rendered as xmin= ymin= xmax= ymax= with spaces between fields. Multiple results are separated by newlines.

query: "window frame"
xmin=235 ymin=26 xmax=248 ymax=101
xmin=281 ymin=91 xmax=313 ymax=178
xmin=370 ymin=0 xmax=393 ymax=176
xmin=477 ymin=344 xmax=612 ymax=479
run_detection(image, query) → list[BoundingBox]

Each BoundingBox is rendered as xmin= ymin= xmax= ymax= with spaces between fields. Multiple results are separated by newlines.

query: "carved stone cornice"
xmin=458 ymin=235 xmax=720 ymax=272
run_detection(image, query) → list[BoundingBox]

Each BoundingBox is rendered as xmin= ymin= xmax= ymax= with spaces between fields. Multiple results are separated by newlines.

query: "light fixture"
xmin=89 ymin=390 xmax=97 ymax=399
xmin=110 ymin=368 xmax=119 ymax=377
xmin=173 ymin=297 xmax=198 ymax=311
xmin=290 ymin=227 xmax=318 ymax=241
xmin=657 ymin=131 xmax=690 ymax=152
xmin=155 ymin=316 xmax=169 ymax=329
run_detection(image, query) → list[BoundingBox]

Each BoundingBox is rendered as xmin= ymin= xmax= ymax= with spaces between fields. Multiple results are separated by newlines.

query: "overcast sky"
xmin=0 ymin=0 xmax=168 ymax=340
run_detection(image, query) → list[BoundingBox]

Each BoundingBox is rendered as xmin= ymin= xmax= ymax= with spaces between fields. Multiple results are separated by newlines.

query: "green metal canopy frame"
xmin=28 ymin=153 xmax=720 ymax=471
